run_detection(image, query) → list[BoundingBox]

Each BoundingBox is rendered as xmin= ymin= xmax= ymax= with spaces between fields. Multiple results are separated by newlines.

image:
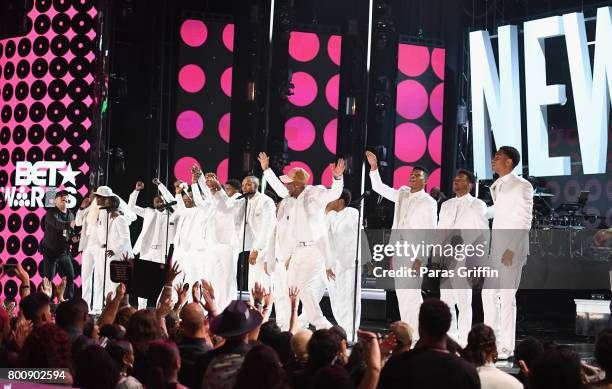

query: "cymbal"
xmin=533 ymin=192 xmax=555 ymax=197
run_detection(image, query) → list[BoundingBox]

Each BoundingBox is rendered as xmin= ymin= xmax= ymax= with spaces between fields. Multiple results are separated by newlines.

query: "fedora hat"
xmin=210 ymin=301 xmax=263 ymax=338
xmin=94 ymin=186 xmax=115 ymax=197
xmin=279 ymin=167 xmax=310 ymax=184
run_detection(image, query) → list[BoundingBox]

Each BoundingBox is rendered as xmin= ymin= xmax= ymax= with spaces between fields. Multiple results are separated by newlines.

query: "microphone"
xmin=158 ymin=201 xmax=177 ymax=209
xmin=98 ymin=206 xmax=109 ymax=210
xmin=237 ymin=192 xmax=255 ymax=200
xmin=350 ymin=190 xmax=372 ymax=205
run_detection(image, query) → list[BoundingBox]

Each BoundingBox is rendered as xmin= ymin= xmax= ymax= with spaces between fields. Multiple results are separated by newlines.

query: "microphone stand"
xmin=163 ymin=203 xmax=172 ymax=268
xmin=102 ymin=209 xmax=110 ymax=309
xmin=239 ymin=195 xmax=249 ymax=300
xmin=351 ymin=199 xmax=364 ymax=344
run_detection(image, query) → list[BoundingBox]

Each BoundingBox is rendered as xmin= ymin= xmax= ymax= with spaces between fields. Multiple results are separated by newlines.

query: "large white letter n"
xmin=470 ymin=26 xmax=522 ymax=179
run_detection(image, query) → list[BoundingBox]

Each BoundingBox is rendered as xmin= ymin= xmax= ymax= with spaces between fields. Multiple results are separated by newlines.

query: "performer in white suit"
xmin=365 ymin=151 xmax=437 ymax=341
xmin=207 ymin=174 xmax=276 ymax=307
xmin=436 ymin=169 xmax=488 ymax=347
xmin=325 ymin=188 xmax=361 ymax=341
xmin=258 ymin=152 xmax=345 ymax=330
xmin=128 ymin=179 xmax=177 ymax=264
xmin=482 ymin=146 xmax=533 ymax=359
xmin=75 ymin=190 xmax=102 ymax=313
xmin=98 ymin=195 xmax=134 ymax=301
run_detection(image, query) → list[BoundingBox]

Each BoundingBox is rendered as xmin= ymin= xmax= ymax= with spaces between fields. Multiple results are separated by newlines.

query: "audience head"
xmin=330 ymin=325 xmax=349 ymax=364
xmin=73 ymin=344 xmax=119 ymax=389
xmin=307 ymin=329 xmax=341 ymax=371
xmin=389 ymin=321 xmax=413 ymax=351
xmin=234 ymin=344 xmax=289 ymax=389
xmin=291 ymin=329 xmax=313 ymax=363
xmin=596 ymin=329 xmax=612 ymax=375
xmin=126 ymin=309 xmax=161 ymax=351
xmin=515 ymin=336 xmax=544 ymax=378
xmin=114 ymin=306 xmax=136 ymax=328
xmin=55 ymin=298 xmax=88 ymax=331
xmin=418 ymin=299 xmax=451 ymax=342
xmin=145 ymin=340 xmax=182 ymax=389
xmin=19 ymin=292 xmax=52 ymax=326
xmin=462 ymin=324 xmax=497 ymax=366
xmin=99 ymin=324 xmax=123 ymax=341
xmin=209 ymin=300 xmax=263 ymax=341
xmin=179 ymin=302 xmax=208 ymax=338
xmin=18 ymin=323 xmax=71 ymax=368
xmin=528 ymin=346 xmax=582 ymax=389
xmin=106 ymin=340 xmax=135 ymax=375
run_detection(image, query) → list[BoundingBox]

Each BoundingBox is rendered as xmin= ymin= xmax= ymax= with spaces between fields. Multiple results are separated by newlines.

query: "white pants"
xmin=271 ymin=261 xmax=291 ymax=330
xmin=81 ymin=247 xmax=104 ymax=313
xmin=328 ymin=266 xmax=361 ymax=342
xmin=440 ymin=288 xmax=472 ymax=347
xmin=287 ymin=246 xmax=331 ymax=330
xmin=482 ymin=260 xmax=524 ymax=354
xmin=173 ymin=246 xmax=203 ymax=299
xmin=208 ymin=244 xmax=238 ymax=313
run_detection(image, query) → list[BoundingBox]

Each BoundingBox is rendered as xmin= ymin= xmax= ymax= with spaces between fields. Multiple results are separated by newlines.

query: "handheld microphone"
xmin=158 ymin=201 xmax=178 ymax=209
xmin=237 ymin=192 xmax=254 ymax=200
xmin=350 ymin=190 xmax=372 ymax=205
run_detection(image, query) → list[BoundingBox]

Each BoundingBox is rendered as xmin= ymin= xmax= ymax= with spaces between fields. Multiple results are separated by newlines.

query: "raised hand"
xmin=156 ymin=294 xmax=173 ymax=319
xmin=174 ymin=282 xmax=188 ymax=308
xmin=331 ymin=158 xmax=346 ymax=177
xmin=135 ymin=181 xmax=144 ymax=191
xmin=257 ymin=152 xmax=270 ymax=171
xmin=288 ymin=286 xmax=299 ymax=308
xmin=248 ymin=250 xmax=258 ymax=266
xmin=165 ymin=262 xmax=182 ymax=285
xmin=326 ymin=268 xmax=336 ymax=282
xmin=12 ymin=318 xmax=33 ymax=350
xmin=152 ymin=178 xmax=161 ymax=186
xmin=41 ymin=278 xmax=52 ymax=298
xmin=174 ymin=181 xmax=184 ymax=195
xmin=251 ymin=282 xmax=265 ymax=304
xmin=365 ymin=151 xmax=378 ymax=171
xmin=357 ymin=329 xmax=382 ymax=372
xmin=263 ymin=287 xmax=273 ymax=308
xmin=192 ymin=281 xmax=201 ymax=304
xmin=201 ymin=278 xmax=215 ymax=300
xmin=202 ymin=287 xmax=217 ymax=317
xmin=14 ymin=263 xmax=30 ymax=284
xmin=80 ymin=196 xmax=91 ymax=209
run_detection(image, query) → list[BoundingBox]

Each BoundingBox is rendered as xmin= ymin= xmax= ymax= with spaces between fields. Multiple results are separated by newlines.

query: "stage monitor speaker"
xmin=111 ymin=259 xmax=167 ymax=302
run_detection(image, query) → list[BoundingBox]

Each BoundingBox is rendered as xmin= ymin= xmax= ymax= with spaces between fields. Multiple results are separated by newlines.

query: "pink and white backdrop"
xmin=0 ymin=0 xmax=97 ymax=300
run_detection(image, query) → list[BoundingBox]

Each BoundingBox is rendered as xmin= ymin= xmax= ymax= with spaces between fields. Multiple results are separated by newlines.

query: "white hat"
xmin=94 ymin=186 xmax=115 ymax=197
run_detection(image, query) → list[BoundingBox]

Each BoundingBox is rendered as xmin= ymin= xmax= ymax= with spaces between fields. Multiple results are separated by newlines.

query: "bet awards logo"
xmin=1 ymin=161 xmax=80 ymax=208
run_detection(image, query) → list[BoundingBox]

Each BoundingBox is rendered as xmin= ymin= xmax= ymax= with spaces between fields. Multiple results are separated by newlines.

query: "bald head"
xmin=291 ymin=329 xmax=313 ymax=362
xmin=180 ymin=303 xmax=207 ymax=337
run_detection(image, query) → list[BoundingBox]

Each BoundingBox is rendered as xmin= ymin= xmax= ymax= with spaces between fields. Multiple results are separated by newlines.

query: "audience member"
xmin=73 ymin=344 xmax=120 ymax=389
xmin=462 ymin=323 xmax=523 ymax=389
xmin=529 ymin=346 xmax=583 ymax=389
xmin=177 ymin=303 xmax=213 ymax=388
xmin=515 ymin=336 xmax=544 ymax=385
xmin=19 ymin=292 xmax=53 ymax=327
xmin=127 ymin=309 xmax=162 ymax=382
xmin=145 ymin=340 xmax=188 ymax=389
xmin=106 ymin=340 xmax=143 ymax=389
xmin=234 ymin=344 xmax=291 ymax=389
xmin=377 ymin=299 xmax=480 ymax=389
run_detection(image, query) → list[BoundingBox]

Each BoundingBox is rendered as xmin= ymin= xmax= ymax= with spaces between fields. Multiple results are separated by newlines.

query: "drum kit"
xmin=530 ymin=189 xmax=611 ymax=260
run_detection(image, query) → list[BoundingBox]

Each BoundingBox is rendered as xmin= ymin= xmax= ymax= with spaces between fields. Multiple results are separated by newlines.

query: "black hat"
xmin=210 ymin=300 xmax=263 ymax=338
xmin=55 ymin=190 xmax=69 ymax=198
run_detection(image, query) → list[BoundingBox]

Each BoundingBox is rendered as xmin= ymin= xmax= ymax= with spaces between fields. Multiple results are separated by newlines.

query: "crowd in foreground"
xmin=2 ymin=261 xmax=612 ymax=389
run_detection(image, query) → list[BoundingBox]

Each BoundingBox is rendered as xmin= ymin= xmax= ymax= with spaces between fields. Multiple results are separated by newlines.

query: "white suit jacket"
xmin=266 ymin=196 xmax=297 ymax=273
xmin=97 ymin=213 xmax=134 ymax=260
xmin=191 ymin=181 xmax=235 ymax=247
xmin=263 ymin=168 xmax=343 ymax=268
xmin=487 ymin=172 xmax=533 ymax=261
xmin=369 ymin=169 xmax=437 ymax=230
xmin=172 ymin=189 xmax=211 ymax=253
xmin=128 ymin=184 xmax=178 ymax=258
xmin=325 ymin=207 xmax=359 ymax=273
xmin=75 ymin=202 xmax=101 ymax=251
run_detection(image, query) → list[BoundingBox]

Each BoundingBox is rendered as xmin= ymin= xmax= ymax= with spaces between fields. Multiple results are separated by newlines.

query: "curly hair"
xmin=126 ymin=309 xmax=161 ymax=347
xmin=461 ymin=323 xmax=497 ymax=366
xmin=18 ymin=323 xmax=71 ymax=368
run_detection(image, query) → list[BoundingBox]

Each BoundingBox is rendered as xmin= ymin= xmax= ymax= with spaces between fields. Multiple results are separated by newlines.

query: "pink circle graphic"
xmin=428 ymin=125 xmax=442 ymax=165
xmin=285 ymin=116 xmax=316 ymax=151
xmin=289 ymin=31 xmax=320 ymax=62
xmin=396 ymin=80 xmax=428 ymax=120
xmin=321 ymin=165 xmax=333 ymax=187
xmin=431 ymin=48 xmax=445 ymax=80
xmin=180 ymin=20 xmax=208 ymax=47
xmin=325 ymin=74 xmax=340 ymax=110
xmin=176 ymin=110 xmax=204 ymax=139
xmin=283 ymin=161 xmax=314 ymax=185
xmin=394 ymin=122 xmax=427 ymax=163
xmin=222 ymin=24 xmax=234 ymax=52
xmin=179 ymin=64 xmax=206 ymax=93
xmin=426 ymin=168 xmax=441 ymax=193
xmin=218 ymin=112 xmax=231 ymax=143
xmin=174 ymin=156 xmax=200 ymax=182
xmin=323 ymin=118 xmax=337 ymax=153
xmin=398 ymin=44 xmax=430 ymax=77
xmin=327 ymin=35 xmax=342 ymax=66
xmin=430 ymin=83 xmax=444 ymax=122
xmin=393 ymin=165 xmax=414 ymax=189
xmin=217 ymin=158 xmax=229 ymax=184
xmin=288 ymin=72 xmax=318 ymax=107
xmin=221 ymin=67 xmax=232 ymax=97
